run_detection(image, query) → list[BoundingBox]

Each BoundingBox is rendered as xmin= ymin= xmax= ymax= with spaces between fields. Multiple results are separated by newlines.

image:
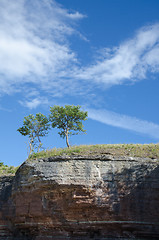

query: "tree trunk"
xmin=37 ymin=135 xmax=42 ymax=152
xmin=29 ymin=140 xmax=33 ymax=156
xmin=28 ymin=136 xmax=34 ymax=156
xmin=65 ymin=129 xmax=70 ymax=148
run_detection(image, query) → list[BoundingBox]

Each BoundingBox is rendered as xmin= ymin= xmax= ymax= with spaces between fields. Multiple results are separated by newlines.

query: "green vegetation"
xmin=49 ymin=105 xmax=88 ymax=148
xmin=16 ymin=105 xmax=159 ymax=163
xmin=17 ymin=113 xmax=50 ymax=156
xmin=1 ymin=144 xmax=158 ymax=175
xmin=0 ymin=162 xmax=18 ymax=176
xmin=17 ymin=105 xmax=88 ymax=156
xmin=28 ymin=143 xmax=159 ymax=160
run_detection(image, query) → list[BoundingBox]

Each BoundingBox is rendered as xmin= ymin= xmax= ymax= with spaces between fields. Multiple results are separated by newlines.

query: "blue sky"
xmin=0 ymin=0 xmax=159 ymax=166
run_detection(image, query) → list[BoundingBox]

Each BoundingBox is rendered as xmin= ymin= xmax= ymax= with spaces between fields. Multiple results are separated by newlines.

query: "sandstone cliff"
xmin=0 ymin=154 xmax=159 ymax=239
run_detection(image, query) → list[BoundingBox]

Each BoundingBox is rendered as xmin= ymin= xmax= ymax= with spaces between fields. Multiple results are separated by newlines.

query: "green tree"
xmin=17 ymin=113 xmax=50 ymax=156
xmin=49 ymin=105 xmax=88 ymax=148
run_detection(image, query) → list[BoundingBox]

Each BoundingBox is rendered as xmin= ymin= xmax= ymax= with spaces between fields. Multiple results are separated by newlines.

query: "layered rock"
xmin=0 ymin=155 xmax=159 ymax=239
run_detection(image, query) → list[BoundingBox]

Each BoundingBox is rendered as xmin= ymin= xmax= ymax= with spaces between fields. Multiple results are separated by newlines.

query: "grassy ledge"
xmin=0 ymin=162 xmax=18 ymax=176
xmin=28 ymin=144 xmax=159 ymax=160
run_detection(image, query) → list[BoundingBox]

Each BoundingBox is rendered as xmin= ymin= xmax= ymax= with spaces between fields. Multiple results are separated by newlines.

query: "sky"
xmin=0 ymin=0 xmax=159 ymax=166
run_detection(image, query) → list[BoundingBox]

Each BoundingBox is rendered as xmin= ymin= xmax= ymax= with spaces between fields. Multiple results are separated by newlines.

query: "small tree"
xmin=49 ymin=105 xmax=88 ymax=148
xmin=17 ymin=113 xmax=50 ymax=156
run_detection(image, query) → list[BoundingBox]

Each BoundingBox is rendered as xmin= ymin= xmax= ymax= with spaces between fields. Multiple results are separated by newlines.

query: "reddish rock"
xmin=0 ymin=155 xmax=159 ymax=239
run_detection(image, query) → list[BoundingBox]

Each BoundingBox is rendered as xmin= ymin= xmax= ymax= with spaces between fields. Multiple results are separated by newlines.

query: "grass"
xmin=28 ymin=143 xmax=159 ymax=160
xmin=0 ymin=144 xmax=158 ymax=176
xmin=0 ymin=162 xmax=18 ymax=176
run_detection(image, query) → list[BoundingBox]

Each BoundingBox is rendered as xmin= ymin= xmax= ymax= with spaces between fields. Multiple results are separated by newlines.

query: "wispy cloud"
xmin=0 ymin=0 xmax=159 ymax=102
xmin=19 ymin=97 xmax=49 ymax=109
xmin=0 ymin=0 xmax=84 ymax=94
xmin=76 ymin=24 xmax=159 ymax=86
xmin=88 ymin=108 xmax=159 ymax=139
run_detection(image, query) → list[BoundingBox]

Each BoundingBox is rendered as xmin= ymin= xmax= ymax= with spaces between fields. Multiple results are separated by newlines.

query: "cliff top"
xmin=1 ymin=144 xmax=158 ymax=177
xmin=29 ymin=143 xmax=159 ymax=160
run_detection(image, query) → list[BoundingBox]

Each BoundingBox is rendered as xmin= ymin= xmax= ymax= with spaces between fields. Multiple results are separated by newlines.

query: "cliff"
xmin=0 ymin=154 xmax=159 ymax=239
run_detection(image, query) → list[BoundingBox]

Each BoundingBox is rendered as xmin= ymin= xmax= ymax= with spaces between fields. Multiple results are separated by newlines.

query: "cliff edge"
xmin=0 ymin=154 xmax=159 ymax=239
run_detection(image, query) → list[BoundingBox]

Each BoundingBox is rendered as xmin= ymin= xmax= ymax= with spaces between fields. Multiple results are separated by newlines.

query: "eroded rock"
xmin=0 ymin=155 xmax=159 ymax=239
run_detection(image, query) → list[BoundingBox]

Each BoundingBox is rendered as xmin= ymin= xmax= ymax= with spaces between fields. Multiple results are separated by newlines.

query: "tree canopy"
xmin=49 ymin=105 xmax=88 ymax=148
xmin=17 ymin=113 xmax=50 ymax=155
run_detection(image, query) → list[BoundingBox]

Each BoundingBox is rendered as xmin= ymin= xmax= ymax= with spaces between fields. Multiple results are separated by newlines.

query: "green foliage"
xmin=17 ymin=113 xmax=50 ymax=155
xmin=0 ymin=161 xmax=18 ymax=176
xmin=28 ymin=146 xmax=81 ymax=160
xmin=49 ymin=105 xmax=88 ymax=148
xmin=28 ymin=144 xmax=159 ymax=160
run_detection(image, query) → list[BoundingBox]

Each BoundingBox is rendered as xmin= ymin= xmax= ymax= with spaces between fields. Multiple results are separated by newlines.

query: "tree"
xmin=17 ymin=113 xmax=50 ymax=156
xmin=49 ymin=105 xmax=88 ymax=148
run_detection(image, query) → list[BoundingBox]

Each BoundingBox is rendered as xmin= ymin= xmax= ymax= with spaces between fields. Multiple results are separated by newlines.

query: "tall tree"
xmin=17 ymin=113 xmax=50 ymax=156
xmin=49 ymin=105 xmax=88 ymax=148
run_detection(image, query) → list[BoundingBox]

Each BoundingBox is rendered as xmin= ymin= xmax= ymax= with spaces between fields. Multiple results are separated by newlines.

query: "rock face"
xmin=0 ymin=155 xmax=159 ymax=239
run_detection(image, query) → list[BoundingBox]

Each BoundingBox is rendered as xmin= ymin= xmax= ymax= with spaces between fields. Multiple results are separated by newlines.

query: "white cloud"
xmin=19 ymin=97 xmax=49 ymax=109
xmin=75 ymin=24 xmax=159 ymax=86
xmin=0 ymin=0 xmax=84 ymax=94
xmin=0 ymin=0 xmax=159 ymax=101
xmin=88 ymin=108 xmax=159 ymax=139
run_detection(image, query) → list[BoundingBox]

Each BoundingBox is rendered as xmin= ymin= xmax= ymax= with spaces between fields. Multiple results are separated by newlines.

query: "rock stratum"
xmin=0 ymin=154 xmax=159 ymax=239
